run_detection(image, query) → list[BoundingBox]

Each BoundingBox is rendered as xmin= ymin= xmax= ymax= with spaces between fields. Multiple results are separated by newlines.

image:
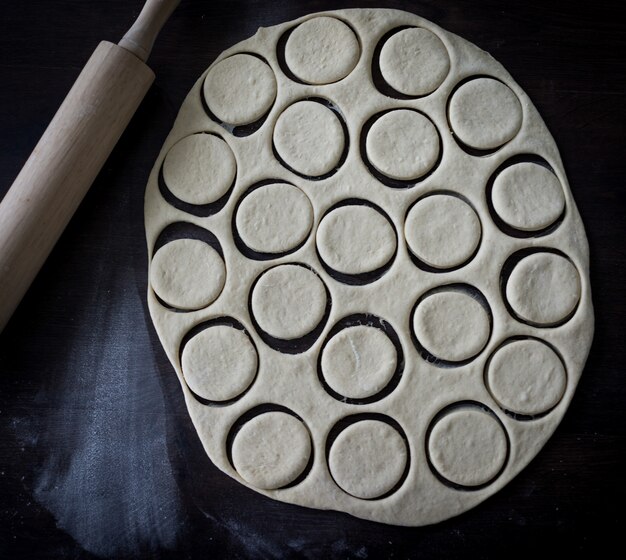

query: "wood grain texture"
xmin=0 ymin=0 xmax=624 ymax=558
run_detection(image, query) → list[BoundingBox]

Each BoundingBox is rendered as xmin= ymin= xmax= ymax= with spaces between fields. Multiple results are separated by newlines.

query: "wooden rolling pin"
xmin=0 ymin=0 xmax=180 ymax=333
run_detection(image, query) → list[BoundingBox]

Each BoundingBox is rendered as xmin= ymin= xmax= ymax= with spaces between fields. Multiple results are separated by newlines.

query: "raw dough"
xmin=162 ymin=134 xmax=236 ymax=205
xmin=379 ymin=27 xmax=450 ymax=96
xmin=316 ymin=204 xmax=396 ymax=275
xmin=285 ymin=16 xmax=360 ymax=84
xmin=405 ymin=194 xmax=481 ymax=269
xmin=145 ymin=8 xmax=593 ymax=527
xmin=203 ymin=53 xmax=277 ymax=126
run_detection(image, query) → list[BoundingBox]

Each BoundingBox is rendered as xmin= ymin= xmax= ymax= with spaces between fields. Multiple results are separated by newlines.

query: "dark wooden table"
xmin=1 ymin=1 xmax=624 ymax=558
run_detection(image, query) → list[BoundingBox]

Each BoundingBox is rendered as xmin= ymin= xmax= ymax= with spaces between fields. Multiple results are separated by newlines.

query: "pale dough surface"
xmin=145 ymin=8 xmax=594 ymax=527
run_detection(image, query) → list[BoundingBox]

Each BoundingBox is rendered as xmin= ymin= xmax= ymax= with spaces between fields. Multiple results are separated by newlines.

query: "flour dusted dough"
xmin=145 ymin=9 xmax=594 ymax=526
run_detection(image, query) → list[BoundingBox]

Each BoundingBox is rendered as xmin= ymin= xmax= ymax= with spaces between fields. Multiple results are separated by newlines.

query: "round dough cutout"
xmin=366 ymin=109 xmax=440 ymax=181
xmin=492 ymin=162 xmax=565 ymax=231
xmin=449 ymin=78 xmax=523 ymax=150
xmin=317 ymin=204 xmax=396 ymax=276
xmin=203 ymin=53 xmax=277 ymax=126
xmin=285 ymin=16 xmax=360 ymax=84
xmin=413 ymin=289 xmax=490 ymax=362
xmin=182 ymin=325 xmax=257 ymax=402
xmin=486 ymin=339 xmax=566 ymax=416
xmin=506 ymin=252 xmax=581 ymax=325
xmin=405 ymin=194 xmax=481 ymax=269
xmin=274 ymin=100 xmax=345 ymax=177
xmin=251 ymin=264 xmax=327 ymax=340
xmin=379 ymin=27 xmax=450 ymax=96
xmin=428 ymin=406 xmax=508 ymax=487
xmin=232 ymin=411 xmax=311 ymax=490
xmin=162 ymin=134 xmax=236 ymax=206
xmin=150 ymin=239 xmax=225 ymax=310
xmin=236 ymin=183 xmax=313 ymax=255
xmin=329 ymin=419 xmax=407 ymax=499
xmin=321 ymin=325 xmax=397 ymax=399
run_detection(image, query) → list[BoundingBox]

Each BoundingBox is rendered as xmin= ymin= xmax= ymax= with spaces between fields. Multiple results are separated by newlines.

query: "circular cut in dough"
xmin=428 ymin=406 xmax=508 ymax=487
xmin=203 ymin=53 xmax=277 ymax=126
xmin=506 ymin=252 xmax=581 ymax=325
xmin=329 ymin=419 xmax=407 ymax=499
xmin=486 ymin=339 xmax=566 ymax=416
xmin=150 ymin=239 xmax=225 ymax=310
xmin=162 ymin=134 xmax=236 ymax=206
xmin=449 ymin=78 xmax=523 ymax=150
xmin=181 ymin=325 xmax=258 ymax=402
xmin=235 ymin=183 xmax=313 ymax=255
xmin=366 ymin=109 xmax=440 ymax=181
xmin=405 ymin=194 xmax=481 ymax=269
xmin=251 ymin=264 xmax=327 ymax=340
xmin=274 ymin=100 xmax=345 ymax=177
xmin=492 ymin=162 xmax=565 ymax=231
xmin=413 ymin=289 xmax=490 ymax=362
xmin=321 ymin=325 xmax=397 ymax=399
xmin=285 ymin=16 xmax=360 ymax=85
xmin=379 ymin=27 xmax=450 ymax=96
xmin=232 ymin=411 xmax=311 ymax=490
xmin=317 ymin=204 xmax=396 ymax=276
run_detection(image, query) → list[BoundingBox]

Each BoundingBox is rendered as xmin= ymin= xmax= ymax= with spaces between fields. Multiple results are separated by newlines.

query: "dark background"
xmin=1 ymin=0 xmax=624 ymax=558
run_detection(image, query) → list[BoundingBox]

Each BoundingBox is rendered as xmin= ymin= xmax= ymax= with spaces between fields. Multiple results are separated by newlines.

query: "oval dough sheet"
xmin=182 ymin=325 xmax=258 ymax=402
xmin=366 ymin=109 xmax=440 ymax=180
xmin=274 ymin=100 xmax=345 ymax=177
xmin=379 ymin=27 xmax=450 ymax=96
xmin=413 ymin=290 xmax=490 ymax=362
xmin=285 ymin=16 xmax=360 ymax=84
xmin=405 ymin=194 xmax=481 ymax=269
xmin=317 ymin=205 xmax=396 ymax=275
xmin=203 ymin=53 xmax=277 ymax=126
xmin=162 ymin=134 xmax=236 ymax=205
xmin=150 ymin=239 xmax=225 ymax=310
xmin=492 ymin=162 xmax=565 ymax=231
xmin=428 ymin=407 xmax=508 ymax=487
xmin=486 ymin=339 xmax=566 ymax=416
xmin=251 ymin=264 xmax=327 ymax=340
xmin=146 ymin=8 xmax=593 ymax=527
xmin=321 ymin=325 xmax=397 ymax=399
xmin=236 ymin=183 xmax=313 ymax=254
xmin=506 ymin=252 xmax=581 ymax=325
xmin=329 ymin=420 xmax=407 ymax=499
xmin=449 ymin=78 xmax=523 ymax=150
xmin=232 ymin=411 xmax=311 ymax=490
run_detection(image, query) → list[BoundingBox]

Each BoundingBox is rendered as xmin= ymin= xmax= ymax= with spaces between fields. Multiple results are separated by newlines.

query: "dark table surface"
xmin=1 ymin=1 xmax=624 ymax=558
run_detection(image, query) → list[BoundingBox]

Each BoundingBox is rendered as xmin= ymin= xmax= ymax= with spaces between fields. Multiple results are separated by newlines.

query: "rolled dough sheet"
xmin=144 ymin=9 xmax=594 ymax=526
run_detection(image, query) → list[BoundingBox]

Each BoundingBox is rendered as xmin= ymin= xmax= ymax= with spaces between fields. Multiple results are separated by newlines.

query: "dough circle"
xmin=150 ymin=239 xmax=225 ymax=310
xmin=486 ymin=339 xmax=566 ymax=416
xmin=366 ymin=109 xmax=440 ymax=180
xmin=162 ymin=134 xmax=236 ymax=205
xmin=235 ymin=183 xmax=313 ymax=254
xmin=232 ymin=411 xmax=311 ymax=490
xmin=274 ymin=100 xmax=345 ymax=177
xmin=251 ymin=264 xmax=327 ymax=340
xmin=405 ymin=194 xmax=481 ymax=269
xmin=413 ymin=289 xmax=490 ymax=362
xmin=492 ymin=162 xmax=565 ymax=231
xmin=379 ymin=27 xmax=450 ymax=96
xmin=321 ymin=325 xmax=397 ymax=399
xmin=182 ymin=325 xmax=258 ymax=402
xmin=203 ymin=53 xmax=277 ymax=126
xmin=428 ymin=406 xmax=508 ymax=487
xmin=285 ymin=16 xmax=360 ymax=84
xmin=449 ymin=78 xmax=523 ymax=150
xmin=506 ymin=252 xmax=581 ymax=325
xmin=329 ymin=419 xmax=408 ymax=499
xmin=316 ymin=204 xmax=396 ymax=276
